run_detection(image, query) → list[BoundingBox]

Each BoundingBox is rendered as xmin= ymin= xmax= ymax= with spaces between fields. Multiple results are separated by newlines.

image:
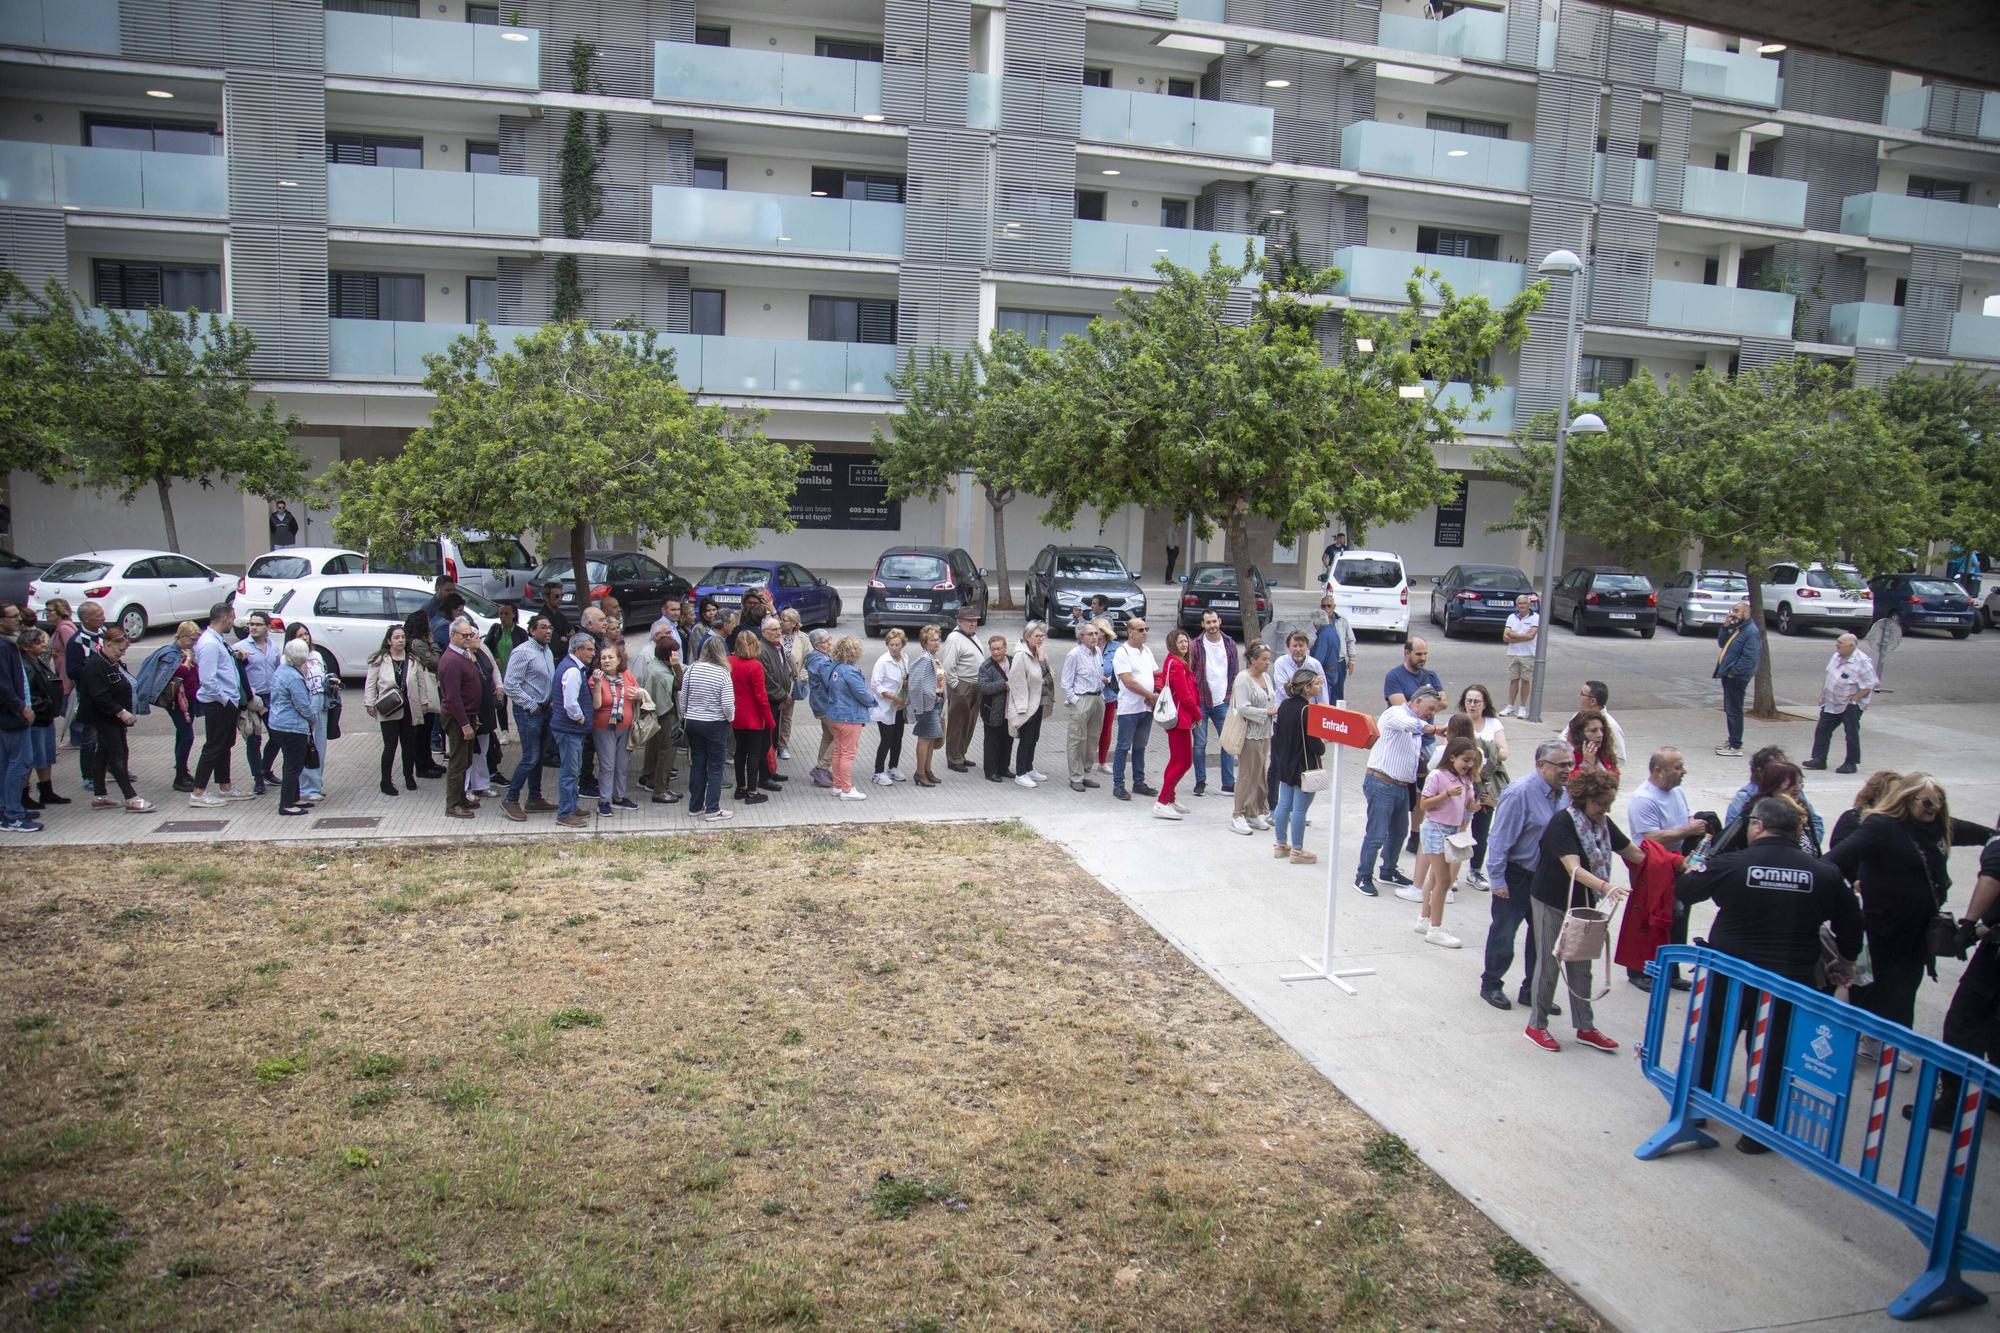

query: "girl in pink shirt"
xmin=1414 ymin=737 xmax=1481 ymax=948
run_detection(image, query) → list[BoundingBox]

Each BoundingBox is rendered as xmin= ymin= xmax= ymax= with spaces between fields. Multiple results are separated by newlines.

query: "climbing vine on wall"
xmin=553 ymin=39 xmax=611 ymax=321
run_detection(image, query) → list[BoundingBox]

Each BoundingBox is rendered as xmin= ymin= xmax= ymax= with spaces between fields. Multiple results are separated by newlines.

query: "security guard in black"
xmin=1676 ymin=797 xmax=1863 ymax=984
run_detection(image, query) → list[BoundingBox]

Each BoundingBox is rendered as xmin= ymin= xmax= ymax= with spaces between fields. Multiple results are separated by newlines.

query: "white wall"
xmin=1357 ymin=474 xmax=1531 ymax=582
xmin=708 ymin=19 xmax=883 ymax=58
xmin=1374 ymin=95 xmax=1521 ymax=139
xmin=1365 ymin=214 xmax=1531 ymax=264
xmin=722 ymin=153 xmax=817 ymax=195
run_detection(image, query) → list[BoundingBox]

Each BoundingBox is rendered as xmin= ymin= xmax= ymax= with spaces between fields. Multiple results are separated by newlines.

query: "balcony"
xmin=324 ymin=11 xmax=540 ymax=91
xmin=329 ymin=319 xmax=539 ymax=379
xmin=1840 ymin=192 xmax=2000 ymax=251
xmin=1826 ymin=303 xmax=1902 ymax=349
xmin=1648 ymin=279 xmax=1795 ymax=339
xmin=1340 ymin=121 xmax=1532 ymax=193
xmin=1069 ymin=219 xmax=1262 ymax=278
xmin=1590 ymin=154 xmax=1656 ymax=207
xmin=1681 ymin=46 xmax=1781 ymax=108
xmin=327 ymin=164 xmax=538 ymax=237
xmin=653 ymin=42 xmax=883 ymax=119
xmin=1079 ymin=87 xmax=1274 ymax=162
xmin=656 ymin=335 xmax=897 ymax=397
xmin=968 ymin=72 xmax=1000 ymax=130
xmin=1677 ymin=164 xmax=1807 ymax=228
xmin=1949 ymin=313 xmax=2000 ymax=362
xmin=1329 ymin=246 xmax=1526 ymax=304
xmin=1881 ymin=86 xmax=2000 ymax=143
xmin=0 ymin=0 xmax=118 ymax=53
xmin=0 ymin=141 xmax=226 ymax=217
xmin=1377 ymin=9 xmax=1503 ymax=63
xmin=1091 ymin=0 xmax=1222 ymax=13
xmin=650 ymin=186 xmax=903 ymax=258
xmin=1426 ymin=382 xmax=1516 ymax=436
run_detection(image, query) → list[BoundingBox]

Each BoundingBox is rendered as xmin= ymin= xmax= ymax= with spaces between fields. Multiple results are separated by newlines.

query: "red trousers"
xmin=1096 ymin=699 xmax=1115 ymax=763
xmin=1159 ymin=726 xmax=1193 ymax=803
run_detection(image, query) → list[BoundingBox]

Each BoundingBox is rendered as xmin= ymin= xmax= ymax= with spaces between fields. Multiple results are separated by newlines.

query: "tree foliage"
xmin=1878 ymin=363 xmax=2000 ymax=555
xmin=330 ymin=323 xmax=804 ymax=605
xmin=0 ymin=271 xmax=308 ymax=553
xmin=1479 ymin=360 xmax=1930 ymax=714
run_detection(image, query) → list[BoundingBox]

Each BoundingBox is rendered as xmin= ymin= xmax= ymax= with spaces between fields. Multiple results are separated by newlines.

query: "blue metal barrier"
xmin=1634 ymin=944 xmax=1999 ymax=1320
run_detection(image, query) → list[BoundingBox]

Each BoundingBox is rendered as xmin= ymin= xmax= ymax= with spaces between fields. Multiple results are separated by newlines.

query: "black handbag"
xmin=324 ymin=681 xmax=343 ymax=740
xmin=1926 ymin=913 xmax=1962 ymax=960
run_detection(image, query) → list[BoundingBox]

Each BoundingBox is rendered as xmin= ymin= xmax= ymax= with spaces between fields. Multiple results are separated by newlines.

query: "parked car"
xmin=383 ymin=532 xmax=538 ymax=605
xmin=691 ymin=560 xmax=842 ymax=629
xmin=267 ymin=573 xmax=500 ymax=679
xmin=1657 ymin=568 xmax=1747 ymax=637
xmin=1324 ymin=549 xmax=1409 ymax=640
xmin=1982 ymin=583 xmax=2000 ymax=631
xmin=232 ymin=547 xmax=369 ymax=619
xmin=1550 ymin=566 xmax=1657 ymax=637
xmin=525 ymin=551 xmax=692 ymax=625
xmin=1758 ymin=561 xmax=1873 ymax=635
xmin=862 ymin=546 xmax=989 ymax=637
xmin=0 ymin=550 xmax=49 ymax=611
xmin=27 ymin=549 xmax=228 ymax=639
xmin=1024 ymin=544 xmax=1146 ymax=636
xmin=1427 ymin=563 xmax=1535 ymax=637
xmin=1867 ymin=572 xmax=1976 ymax=640
xmin=1176 ymin=562 xmax=1268 ymax=635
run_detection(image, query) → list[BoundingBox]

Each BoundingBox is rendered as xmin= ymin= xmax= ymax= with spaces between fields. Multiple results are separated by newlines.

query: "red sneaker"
xmin=1523 ymin=1026 xmax=1561 ymax=1052
xmin=1574 ymin=1028 xmax=1619 ymax=1053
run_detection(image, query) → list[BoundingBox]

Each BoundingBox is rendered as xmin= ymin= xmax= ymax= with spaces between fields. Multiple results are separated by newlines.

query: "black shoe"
xmin=949 ymin=762 xmax=972 ymax=772
xmin=418 ymin=766 xmax=447 ymax=779
xmin=1801 ymin=759 xmax=1827 ymax=770
xmin=261 ymin=771 xmax=280 ymax=787
xmin=1836 ymin=763 xmax=1858 ymax=774
xmin=987 ymin=773 xmax=1003 ymax=783
xmin=1901 ymin=1101 xmax=1956 ymax=1131
xmin=1080 ymin=778 xmax=1100 ymax=789
xmin=1735 ymin=1135 xmax=1771 ymax=1155
xmin=1627 ymin=971 xmax=1654 ymax=993
xmin=1132 ymin=782 xmax=1158 ymax=797
xmin=1480 ymin=988 xmax=1512 ymax=1011
xmin=1518 ymin=991 xmax=1559 ymax=1016
xmin=38 ymin=785 xmax=70 ymax=806
xmin=765 ymin=773 xmax=789 ymax=784
xmin=1221 ymin=785 xmax=1235 ymax=795
xmin=380 ymin=781 xmax=400 ymax=797
xmin=1404 ymin=836 xmax=1420 ymax=857
xmin=743 ymin=791 xmax=768 ymax=804
xmin=652 ymin=793 xmax=674 ymax=804
xmin=173 ymin=775 xmax=195 ymax=793
xmin=1379 ymin=867 xmax=1414 ymax=887
xmin=1193 ymin=782 xmax=1206 ymax=797
xmin=1354 ymin=877 xmax=1378 ymax=897
xmin=1114 ymin=789 xmax=1130 ymax=801
xmin=405 ymin=778 xmax=419 ymax=793
xmin=580 ymin=782 xmax=599 ymax=798
xmin=1669 ymin=973 xmax=1692 ymax=992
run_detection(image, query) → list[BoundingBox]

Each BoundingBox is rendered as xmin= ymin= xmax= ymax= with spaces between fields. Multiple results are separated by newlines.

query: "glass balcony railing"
xmin=650 ymin=186 xmax=903 ymax=257
xmin=327 ymin=164 xmax=539 ymax=237
xmin=1329 ymin=246 xmax=1526 ymax=304
xmin=1424 ymin=382 xmax=1515 ymax=436
xmin=1826 ymin=303 xmax=1902 ymax=349
xmin=329 ymin=319 xmax=541 ymax=379
xmin=1340 ymin=121 xmax=1532 ymax=193
xmin=1069 ymin=219 xmax=1262 ymax=278
xmin=324 ymin=11 xmax=540 ymax=91
xmin=1078 ymin=87 xmax=1273 ymax=162
xmin=1589 ymin=154 xmax=1656 ymax=207
xmin=1681 ymin=46 xmax=1781 ymax=108
xmin=0 ymin=0 xmax=119 ymax=53
xmin=1376 ymin=9 xmax=1506 ymax=64
xmin=1648 ymin=279 xmax=1795 ymax=339
xmin=1678 ymin=164 xmax=1807 ymax=228
xmin=1840 ymin=192 xmax=2000 ymax=251
xmin=968 ymin=72 xmax=1000 ymax=129
xmin=1949 ymin=313 xmax=2000 ymax=362
xmin=0 ymin=141 xmax=226 ymax=216
xmin=1881 ymin=86 xmax=2000 ymax=142
xmin=653 ymin=42 xmax=883 ymax=119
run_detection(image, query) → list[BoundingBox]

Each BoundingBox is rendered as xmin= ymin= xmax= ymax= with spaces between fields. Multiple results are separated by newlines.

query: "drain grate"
xmin=313 ymin=817 xmax=381 ymax=830
xmin=155 ymin=820 xmax=228 ymax=833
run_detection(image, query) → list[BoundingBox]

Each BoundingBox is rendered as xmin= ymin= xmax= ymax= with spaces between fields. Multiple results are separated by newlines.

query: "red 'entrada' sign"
xmin=1306 ymin=704 xmax=1380 ymax=749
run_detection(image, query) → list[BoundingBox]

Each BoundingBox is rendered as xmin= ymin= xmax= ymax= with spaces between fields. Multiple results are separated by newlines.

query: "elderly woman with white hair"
xmin=267 ymin=637 xmax=318 ymax=817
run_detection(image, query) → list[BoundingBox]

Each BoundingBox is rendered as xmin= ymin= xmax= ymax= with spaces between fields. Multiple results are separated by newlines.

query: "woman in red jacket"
xmin=728 ymin=629 xmax=774 ymax=805
xmin=1153 ymin=627 xmax=1202 ymax=820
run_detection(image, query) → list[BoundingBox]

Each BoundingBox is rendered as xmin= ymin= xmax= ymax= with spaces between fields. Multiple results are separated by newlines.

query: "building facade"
xmin=3 ymin=0 xmax=1998 ymax=583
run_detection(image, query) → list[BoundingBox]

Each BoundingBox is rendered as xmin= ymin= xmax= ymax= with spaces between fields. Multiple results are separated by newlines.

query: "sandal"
xmin=91 ymin=796 xmax=119 ymax=809
xmin=278 ymin=805 xmax=310 ymax=817
xmin=124 ymin=798 xmax=156 ymax=813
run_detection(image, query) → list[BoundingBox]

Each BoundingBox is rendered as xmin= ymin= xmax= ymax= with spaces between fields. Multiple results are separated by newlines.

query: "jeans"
xmin=553 ymin=729 xmax=587 ymax=818
xmin=1480 ymin=862 xmax=1539 ymax=994
xmin=1809 ymin=705 xmax=1862 ymax=767
xmin=0 ymin=727 xmax=26 ymax=820
xmin=1719 ymin=674 xmax=1748 ymax=747
xmin=1113 ymin=709 xmax=1152 ymax=792
xmin=506 ymin=708 xmax=548 ymax=803
xmin=245 ymin=691 xmax=274 ymax=783
xmin=171 ymin=707 xmax=194 ymax=780
xmin=1191 ymin=701 xmax=1235 ymax=790
xmin=1272 ymin=780 xmax=1314 ymax=849
xmin=300 ymin=710 xmax=328 ymax=800
xmin=686 ymin=718 xmax=728 ymax=813
xmin=1469 ymin=804 xmax=1493 ymax=877
xmin=1357 ymin=772 xmax=1409 ymax=881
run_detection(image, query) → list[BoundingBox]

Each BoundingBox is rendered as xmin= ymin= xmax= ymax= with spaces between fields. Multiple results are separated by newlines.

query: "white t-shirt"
xmin=1473 ymin=715 xmax=1504 ymax=746
xmin=1504 ymin=612 xmax=1539 ymax=656
xmin=1200 ymin=634 xmax=1228 ymax=705
xmin=1113 ymin=643 xmax=1159 ymax=715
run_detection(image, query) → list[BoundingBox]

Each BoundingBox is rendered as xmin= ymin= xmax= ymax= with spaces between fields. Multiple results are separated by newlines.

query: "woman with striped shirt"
xmin=679 ymin=637 xmax=736 ymax=821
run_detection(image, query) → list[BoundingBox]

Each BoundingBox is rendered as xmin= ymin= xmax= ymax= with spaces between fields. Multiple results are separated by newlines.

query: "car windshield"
xmin=701 ymin=565 xmax=773 ymax=587
xmin=1189 ymin=565 xmax=1239 ymax=587
xmin=537 ymin=560 xmax=609 ymax=584
xmin=1911 ymin=579 xmax=1966 ymax=599
xmin=1054 ymin=553 xmax=1129 ymax=580
xmin=42 ymin=559 xmax=112 ymax=582
xmin=454 ymin=587 xmax=501 ymax=618
xmin=1592 ymin=574 xmax=1652 ymax=591
xmin=1806 ymin=569 xmax=1867 ymax=592
xmin=1696 ymin=575 xmax=1747 ymax=593
xmin=1333 ymin=558 xmax=1402 ymax=589
xmin=248 ymin=556 xmax=313 ymax=581
xmin=877 ymin=555 xmax=946 ymax=582
xmin=1461 ymin=568 xmax=1526 ymax=590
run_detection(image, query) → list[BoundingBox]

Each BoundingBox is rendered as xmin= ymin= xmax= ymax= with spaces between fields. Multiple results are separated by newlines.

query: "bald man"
xmin=1803 ymin=632 xmax=1876 ymax=774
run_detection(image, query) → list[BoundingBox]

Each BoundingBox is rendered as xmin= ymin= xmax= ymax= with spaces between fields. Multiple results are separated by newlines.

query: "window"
xmin=779 ymin=564 xmax=810 ymax=588
xmin=1075 ymin=189 xmax=1106 ymax=221
xmin=808 ymin=295 xmax=898 ymax=344
xmin=1578 ymin=355 xmax=1633 ymax=396
xmin=608 ymin=555 xmax=640 ymax=580
xmin=466 ymin=276 xmax=497 ymax=324
xmin=325 ymin=554 xmax=368 ymax=575
xmin=1906 ymin=175 xmax=1970 ymax=203
xmin=465 ymin=3 xmax=498 ymax=22
xmin=325 ymin=0 xmax=419 ymax=15
xmin=815 ymin=36 xmax=884 ymax=62
xmin=1416 ymin=226 xmax=1499 ymax=261
xmin=1160 ymin=198 xmax=1190 ymax=229
xmin=998 ymin=308 xmax=1094 ymax=346
xmin=327 ymin=271 xmax=424 ymax=321
xmin=690 ymin=288 xmax=725 ymax=335
xmin=809 ymin=166 xmax=904 ymax=202
xmin=692 ymin=157 xmax=728 ymax=191
xmin=83 ymin=115 xmax=220 ymax=156
xmin=466 ymin=141 xmax=500 ymax=174
xmin=326 ymin=132 xmax=423 ymax=168
xmin=92 ymin=260 xmax=222 ymax=312
xmin=1166 ymin=77 xmax=1196 ymax=98
xmin=876 ymin=553 xmax=947 ymax=582
xmin=1702 ymin=257 xmax=1719 ymax=286
xmin=1083 ymin=67 xmax=1112 ymax=88
xmin=325 ymin=586 xmax=394 ymax=619
xmin=635 ymin=555 xmax=670 ymax=580
xmin=1426 ymin=112 xmax=1507 ymax=139
xmin=1592 ymin=137 xmax=1656 ymax=159
xmin=1893 ymin=278 xmax=1908 ymax=307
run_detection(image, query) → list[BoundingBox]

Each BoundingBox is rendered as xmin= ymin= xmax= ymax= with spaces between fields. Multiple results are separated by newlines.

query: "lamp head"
xmin=1570 ymin=412 xmax=1609 ymax=435
xmin=1538 ymin=249 xmax=1585 ymax=275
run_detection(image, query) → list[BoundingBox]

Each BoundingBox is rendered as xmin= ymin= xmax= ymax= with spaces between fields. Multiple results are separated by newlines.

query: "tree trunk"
xmin=155 ymin=476 xmax=181 ymax=554
xmin=987 ymin=486 xmax=1017 ymax=612
xmin=1746 ymin=563 xmax=1777 ymax=718
xmin=1227 ymin=503 xmax=1261 ymax=646
xmin=569 ymin=525 xmax=590 ymax=614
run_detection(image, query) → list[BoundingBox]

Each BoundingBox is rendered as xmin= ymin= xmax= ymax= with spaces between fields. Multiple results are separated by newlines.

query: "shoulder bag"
xmin=1219 ymin=704 xmax=1248 ymax=757
xmin=1151 ymin=661 xmax=1179 ymax=728
xmin=1553 ymin=867 xmax=1614 ymax=1000
xmin=1296 ymin=709 xmax=1330 ymax=793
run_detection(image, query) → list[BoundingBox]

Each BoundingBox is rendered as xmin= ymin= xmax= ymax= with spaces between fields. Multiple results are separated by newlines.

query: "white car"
xmin=1325 ymin=548 xmax=1410 ymax=640
xmin=26 ymin=548 xmax=230 ymax=639
xmin=267 ymin=573 xmax=500 ymax=679
xmin=233 ymin=547 xmax=370 ymax=619
xmin=1757 ymin=561 xmax=1874 ymax=635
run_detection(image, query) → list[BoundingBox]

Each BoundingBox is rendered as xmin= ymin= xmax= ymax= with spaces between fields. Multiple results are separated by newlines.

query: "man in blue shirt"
xmin=1382 ymin=636 xmax=1444 ymax=858
xmin=1479 ymin=739 xmax=1573 ymax=1011
xmin=1712 ymin=600 xmax=1760 ymax=756
xmin=233 ymin=610 xmax=283 ymax=794
xmin=190 ymin=600 xmax=253 ymax=807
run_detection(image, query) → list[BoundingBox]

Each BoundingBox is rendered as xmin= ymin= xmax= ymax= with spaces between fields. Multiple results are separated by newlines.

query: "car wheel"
xmin=1572 ymin=612 xmax=1589 ymax=635
xmin=1441 ymin=609 xmax=1459 ymax=639
xmin=1952 ymin=627 xmax=1971 ymax=641
xmin=117 ymin=605 xmax=148 ymax=639
xmin=1777 ymin=604 xmax=1796 ymax=636
xmin=865 ymin=621 xmax=881 ymax=639
xmin=1430 ymin=600 xmax=1441 ymax=627
xmin=1639 ymin=624 xmax=1656 ymax=640
xmin=1672 ymin=606 xmax=1691 ymax=637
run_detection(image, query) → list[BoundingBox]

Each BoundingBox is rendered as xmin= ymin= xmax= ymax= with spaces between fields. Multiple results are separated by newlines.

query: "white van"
xmin=1326 ymin=549 xmax=1410 ymax=641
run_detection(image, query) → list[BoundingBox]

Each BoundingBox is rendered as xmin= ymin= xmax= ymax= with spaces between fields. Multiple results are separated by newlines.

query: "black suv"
xmin=862 ymin=546 xmax=988 ymax=636
xmin=1023 ymin=544 xmax=1147 ymax=636
xmin=1550 ymin=565 xmax=1658 ymax=637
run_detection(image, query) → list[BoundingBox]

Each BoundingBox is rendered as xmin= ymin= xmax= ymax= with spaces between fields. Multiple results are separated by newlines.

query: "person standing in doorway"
xmin=268 ymin=500 xmax=300 ymax=549
xmin=1803 ymin=633 xmax=1875 ymax=775
xmin=938 ymin=608 xmax=985 ymax=774
xmin=1713 ymin=601 xmax=1761 ymax=757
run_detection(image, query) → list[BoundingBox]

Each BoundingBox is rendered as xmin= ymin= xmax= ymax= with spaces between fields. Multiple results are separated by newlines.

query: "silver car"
xmin=1658 ymin=568 xmax=1747 ymax=637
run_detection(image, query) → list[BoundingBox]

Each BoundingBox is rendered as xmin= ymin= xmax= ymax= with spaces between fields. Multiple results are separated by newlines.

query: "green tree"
xmin=872 ymin=332 xmax=1050 ymax=612
xmin=1480 ymin=360 xmax=1931 ymax=716
xmin=1021 ymin=249 xmax=1541 ymax=644
xmin=1879 ymin=363 xmax=2000 ymax=557
xmin=330 ymin=323 xmax=804 ymax=607
xmin=0 ymin=271 xmax=307 ymax=553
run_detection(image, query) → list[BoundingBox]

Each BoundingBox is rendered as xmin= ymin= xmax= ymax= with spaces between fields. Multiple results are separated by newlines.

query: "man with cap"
xmin=937 ymin=607 xmax=985 ymax=773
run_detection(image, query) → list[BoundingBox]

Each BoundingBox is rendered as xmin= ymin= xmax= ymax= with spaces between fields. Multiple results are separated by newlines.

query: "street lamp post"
xmin=1525 ymin=246 xmax=1608 ymax=725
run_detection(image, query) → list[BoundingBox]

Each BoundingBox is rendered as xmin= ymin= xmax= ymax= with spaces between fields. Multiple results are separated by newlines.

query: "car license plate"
xmin=1927 ymin=615 xmax=1959 ymax=624
xmin=1486 ymin=599 xmax=1513 ymax=608
xmin=1610 ymin=612 xmax=1636 ymax=620
xmin=716 ymin=595 xmax=740 ymax=606
xmin=888 ymin=600 xmax=928 ymax=612
xmin=1212 ymin=598 xmax=1238 ymax=608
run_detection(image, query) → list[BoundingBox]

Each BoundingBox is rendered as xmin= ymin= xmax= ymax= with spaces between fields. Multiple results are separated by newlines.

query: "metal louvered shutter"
xmin=0 ymin=209 xmax=68 ymax=296
xmin=1654 ymin=94 xmax=1691 ymax=216
xmin=225 ymin=66 xmax=329 ymax=378
xmin=1551 ymin=2 xmax=1608 ymax=79
xmin=1599 ymin=86 xmax=1645 ymax=212
xmin=1586 ymin=204 xmax=1656 ymax=326
xmin=1899 ymin=248 xmax=1961 ymax=357
xmin=1530 ymin=73 xmax=1599 ymax=200
xmin=1778 ymin=50 xmax=1889 ymax=123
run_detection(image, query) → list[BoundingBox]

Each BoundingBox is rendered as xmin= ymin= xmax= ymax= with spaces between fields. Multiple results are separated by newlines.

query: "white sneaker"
xmin=1015 ymin=774 xmax=1037 ymax=788
xmin=1393 ymin=885 xmax=1424 ymax=903
xmin=874 ymin=772 xmax=894 ymax=787
xmin=839 ymin=788 xmax=868 ymax=801
xmin=1027 ymin=770 xmax=1049 ymax=783
xmin=1250 ymin=814 xmax=1272 ymax=831
xmin=188 ymin=793 xmax=225 ymax=808
xmin=1448 ymin=889 xmax=1458 ymax=904
xmin=1230 ymin=815 xmax=1253 ymax=836
xmin=704 ymin=808 xmax=733 ymax=822
xmin=1414 ymin=919 xmax=1430 ymax=935
xmin=1424 ymin=927 xmax=1462 ymax=949
xmin=888 ymin=768 xmax=907 ymax=782
xmin=1151 ymin=803 xmax=1183 ymax=820
xmin=1094 ymin=762 xmax=1112 ymax=774
xmin=1499 ymin=705 xmax=1515 ymax=717
xmin=778 ymin=747 xmax=791 ymax=760
xmin=1172 ymin=801 xmax=1189 ymax=814
xmin=218 ymin=788 xmax=256 ymax=801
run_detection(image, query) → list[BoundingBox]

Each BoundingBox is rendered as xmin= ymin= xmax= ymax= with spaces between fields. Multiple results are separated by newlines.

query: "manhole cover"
xmin=155 ymin=820 xmax=228 ymax=833
xmin=313 ymin=817 xmax=381 ymax=830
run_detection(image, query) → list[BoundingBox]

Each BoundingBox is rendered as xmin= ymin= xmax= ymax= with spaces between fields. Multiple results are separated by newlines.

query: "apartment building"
xmin=2 ymin=0 xmax=1997 ymax=582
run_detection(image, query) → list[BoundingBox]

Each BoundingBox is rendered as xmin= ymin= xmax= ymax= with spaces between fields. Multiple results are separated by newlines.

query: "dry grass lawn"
xmin=1 ymin=822 xmax=1603 ymax=1331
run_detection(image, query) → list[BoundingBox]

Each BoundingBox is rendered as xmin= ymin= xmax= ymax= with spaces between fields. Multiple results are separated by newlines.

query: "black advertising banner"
xmin=789 ymin=450 xmax=901 ymax=531
xmin=1434 ymin=476 xmax=1469 ymax=548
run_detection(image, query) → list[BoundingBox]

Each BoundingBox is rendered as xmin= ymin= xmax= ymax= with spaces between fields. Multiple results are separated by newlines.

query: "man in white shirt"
xmin=1061 ymin=622 xmax=1106 ymax=792
xmin=1188 ymin=610 xmax=1237 ymax=797
xmin=1111 ymin=618 xmax=1160 ymax=801
xmin=1803 ymin=633 xmax=1876 ymax=774
xmin=1501 ymin=595 xmax=1538 ymax=716
xmin=1271 ymin=629 xmax=1330 ymax=705
xmin=1354 ymin=685 xmax=1446 ymax=896
xmin=937 ymin=608 xmax=986 ymax=773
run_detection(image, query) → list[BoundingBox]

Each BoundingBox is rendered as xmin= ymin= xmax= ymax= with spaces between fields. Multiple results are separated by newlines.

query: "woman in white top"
xmin=1227 ymin=643 xmax=1280 ymax=835
xmin=1455 ymin=683 xmax=1509 ymax=889
xmin=869 ymin=628 xmax=909 ymax=785
xmin=1004 ymin=621 xmax=1052 ymax=789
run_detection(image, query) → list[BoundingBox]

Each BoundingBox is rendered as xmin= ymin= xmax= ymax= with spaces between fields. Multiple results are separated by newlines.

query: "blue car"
xmin=1867 ymin=572 xmax=1975 ymax=640
xmin=692 ymin=560 xmax=843 ymax=630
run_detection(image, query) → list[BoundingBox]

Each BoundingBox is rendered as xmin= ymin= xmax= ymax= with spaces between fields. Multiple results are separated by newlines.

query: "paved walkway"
xmin=20 ymin=693 xmax=1999 ymax=1331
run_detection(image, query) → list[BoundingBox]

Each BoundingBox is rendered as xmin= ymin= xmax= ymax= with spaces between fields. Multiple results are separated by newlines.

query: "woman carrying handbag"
xmin=1268 ymin=664 xmax=1327 ymax=863
xmin=1524 ymin=768 xmax=1645 ymax=1053
xmin=1150 ymin=627 xmax=1201 ymax=820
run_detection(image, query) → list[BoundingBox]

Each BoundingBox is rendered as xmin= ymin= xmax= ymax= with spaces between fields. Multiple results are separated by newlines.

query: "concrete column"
xmin=977 ymin=279 xmax=998 ymax=345
xmin=1719 ymin=241 xmax=1743 ymax=287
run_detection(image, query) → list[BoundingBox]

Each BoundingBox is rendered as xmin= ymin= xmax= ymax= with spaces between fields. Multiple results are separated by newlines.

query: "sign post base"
xmin=1280 ymin=956 xmax=1378 ymax=996
xmin=1275 ymin=705 xmax=1383 ymax=998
